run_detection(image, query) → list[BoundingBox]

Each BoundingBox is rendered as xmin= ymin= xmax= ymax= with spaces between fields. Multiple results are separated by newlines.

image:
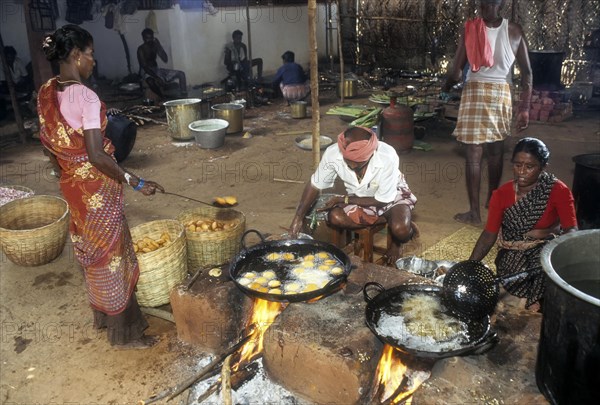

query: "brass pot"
xmin=290 ymin=101 xmax=307 ymax=119
xmin=163 ymin=98 xmax=203 ymax=141
xmin=336 ymin=79 xmax=357 ymax=98
xmin=211 ymin=103 xmax=244 ymax=134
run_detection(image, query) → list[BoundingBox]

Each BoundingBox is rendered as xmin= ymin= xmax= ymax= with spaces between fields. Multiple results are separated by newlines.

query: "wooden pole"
xmin=23 ymin=1 xmax=53 ymax=91
xmin=337 ymin=0 xmax=345 ymax=104
xmin=139 ymin=307 xmax=175 ymax=323
xmin=246 ymin=1 xmax=253 ymax=78
xmin=0 ymin=33 xmax=27 ymax=144
xmin=119 ymin=33 xmax=132 ymax=75
xmin=308 ymin=0 xmax=321 ymax=169
xmin=327 ymin=0 xmax=334 ymax=72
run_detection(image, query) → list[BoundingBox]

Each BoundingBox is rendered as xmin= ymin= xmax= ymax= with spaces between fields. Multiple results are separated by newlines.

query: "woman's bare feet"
xmin=114 ymin=334 xmax=159 ymax=350
xmin=453 ymin=211 xmax=482 ymax=226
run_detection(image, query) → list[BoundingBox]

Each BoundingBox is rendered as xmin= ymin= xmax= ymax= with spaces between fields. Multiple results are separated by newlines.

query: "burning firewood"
xmin=194 ymin=362 xmax=259 ymax=404
xmin=368 ymin=345 xmax=434 ymax=405
xmin=138 ymin=326 xmax=256 ymax=404
xmin=221 ymin=355 xmax=232 ymax=405
xmin=376 ymin=376 xmax=409 ymax=405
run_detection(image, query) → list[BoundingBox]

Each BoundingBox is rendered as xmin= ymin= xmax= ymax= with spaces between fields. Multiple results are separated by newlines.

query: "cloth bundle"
xmin=465 ymin=18 xmax=494 ymax=72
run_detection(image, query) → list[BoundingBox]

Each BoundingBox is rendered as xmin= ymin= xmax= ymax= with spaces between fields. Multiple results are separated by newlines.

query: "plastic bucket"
xmin=164 ymin=98 xmax=203 ymax=141
xmin=188 ymin=119 xmax=229 ymax=149
xmin=290 ymin=101 xmax=307 ymax=118
xmin=572 ymin=154 xmax=600 ymax=230
xmin=211 ymin=103 xmax=244 ymax=134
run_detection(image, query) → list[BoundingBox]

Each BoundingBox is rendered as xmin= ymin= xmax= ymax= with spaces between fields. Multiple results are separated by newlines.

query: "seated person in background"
xmin=0 ymin=46 xmax=32 ymax=94
xmin=274 ymin=50 xmax=310 ymax=103
xmin=468 ymin=137 xmax=577 ymax=311
xmin=289 ymin=126 xmax=419 ymax=264
xmin=224 ymin=30 xmax=263 ymax=85
xmin=137 ymin=28 xmax=187 ymax=99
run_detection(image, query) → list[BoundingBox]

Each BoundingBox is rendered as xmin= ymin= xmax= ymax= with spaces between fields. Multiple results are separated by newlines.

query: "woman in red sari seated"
xmin=38 ymin=25 xmax=164 ymax=349
xmin=468 ymin=137 xmax=578 ymax=310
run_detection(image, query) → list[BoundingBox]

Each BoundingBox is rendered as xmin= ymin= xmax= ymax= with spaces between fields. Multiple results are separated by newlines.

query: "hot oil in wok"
xmin=236 ymin=250 xmax=345 ymax=296
xmin=375 ymin=292 xmax=470 ymax=352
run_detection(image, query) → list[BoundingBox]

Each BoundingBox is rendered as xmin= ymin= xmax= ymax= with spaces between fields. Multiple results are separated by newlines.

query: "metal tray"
xmin=119 ymin=82 xmax=141 ymax=92
xmin=295 ymin=135 xmax=334 ymax=151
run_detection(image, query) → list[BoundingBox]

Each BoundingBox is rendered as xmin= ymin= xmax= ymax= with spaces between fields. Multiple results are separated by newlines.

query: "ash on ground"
xmin=190 ymin=357 xmax=315 ymax=405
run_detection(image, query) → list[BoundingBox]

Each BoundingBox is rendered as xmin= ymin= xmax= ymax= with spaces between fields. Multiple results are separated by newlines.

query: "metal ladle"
xmin=162 ymin=191 xmax=237 ymax=208
xmin=161 ymin=191 xmax=214 ymax=207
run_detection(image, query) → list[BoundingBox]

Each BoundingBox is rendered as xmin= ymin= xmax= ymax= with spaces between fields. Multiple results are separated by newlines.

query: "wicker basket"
xmin=177 ymin=206 xmax=246 ymax=269
xmin=0 ymin=195 xmax=69 ymax=266
xmin=130 ymin=219 xmax=187 ymax=307
xmin=0 ymin=184 xmax=35 ymax=207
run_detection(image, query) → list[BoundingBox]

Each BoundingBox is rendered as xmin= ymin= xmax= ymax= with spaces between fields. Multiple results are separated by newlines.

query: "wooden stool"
xmin=331 ymin=223 xmax=392 ymax=262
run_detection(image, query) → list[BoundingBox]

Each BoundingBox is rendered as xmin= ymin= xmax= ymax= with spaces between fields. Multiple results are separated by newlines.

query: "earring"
xmin=77 ymin=58 xmax=81 ymax=67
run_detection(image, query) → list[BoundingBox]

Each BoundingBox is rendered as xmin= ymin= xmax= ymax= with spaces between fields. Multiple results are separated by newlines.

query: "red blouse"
xmin=485 ymin=179 xmax=578 ymax=234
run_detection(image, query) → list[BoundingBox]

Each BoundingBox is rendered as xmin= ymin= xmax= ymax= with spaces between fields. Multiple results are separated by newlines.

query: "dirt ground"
xmin=0 ymin=88 xmax=598 ymax=404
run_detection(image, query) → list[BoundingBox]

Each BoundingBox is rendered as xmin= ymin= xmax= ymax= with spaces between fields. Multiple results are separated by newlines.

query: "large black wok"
xmin=229 ymin=230 xmax=353 ymax=303
xmin=364 ymin=282 xmax=498 ymax=359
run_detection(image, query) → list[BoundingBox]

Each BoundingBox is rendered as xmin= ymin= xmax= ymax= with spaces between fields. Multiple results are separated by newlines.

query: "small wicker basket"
xmin=177 ymin=206 xmax=246 ymax=269
xmin=0 ymin=184 xmax=35 ymax=207
xmin=0 ymin=195 xmax=69 ymax=266
xmin=130 ymin=219 xmax=188 ymax=307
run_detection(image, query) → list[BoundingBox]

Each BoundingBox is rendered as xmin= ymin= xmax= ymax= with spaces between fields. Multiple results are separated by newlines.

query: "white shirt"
xmin=311 ymin=141 xmax=405 ymax=204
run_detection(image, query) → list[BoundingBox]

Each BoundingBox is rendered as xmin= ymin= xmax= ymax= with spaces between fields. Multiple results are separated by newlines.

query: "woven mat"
xmin=420 ymin=225 xmax=497 ymax=271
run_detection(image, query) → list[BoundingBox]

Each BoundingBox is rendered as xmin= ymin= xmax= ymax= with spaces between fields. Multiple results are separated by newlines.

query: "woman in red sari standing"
xmin=38 ymin=25 xmax=163 ymax=349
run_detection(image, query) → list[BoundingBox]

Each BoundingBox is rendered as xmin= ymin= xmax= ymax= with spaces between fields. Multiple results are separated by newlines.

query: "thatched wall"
xmin=338 ymin=0 xmax=599 ymax=84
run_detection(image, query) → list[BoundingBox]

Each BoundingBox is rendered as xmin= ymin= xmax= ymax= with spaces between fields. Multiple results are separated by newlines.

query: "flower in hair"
xmin=42 ymin=36 xmax=53 ymax=49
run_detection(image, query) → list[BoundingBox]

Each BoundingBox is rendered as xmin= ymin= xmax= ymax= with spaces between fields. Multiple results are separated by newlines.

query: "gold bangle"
xmin=344 ymin=195 xmax=349 ymax=204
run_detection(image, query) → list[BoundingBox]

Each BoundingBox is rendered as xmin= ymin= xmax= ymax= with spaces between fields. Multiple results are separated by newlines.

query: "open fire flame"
xmin=233 ymin=298 xmax=287 ymax=371
xmin=374 ymin=345 xmax=432 ymax=404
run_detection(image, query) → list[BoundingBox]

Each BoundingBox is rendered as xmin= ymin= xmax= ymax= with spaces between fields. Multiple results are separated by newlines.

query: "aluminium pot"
xmin=537 ymin=230 xmax=600 ymax=405
xmin=229 ymin=229 xmax=352 ymax=303
xmin=364 ymin=282 xmax=498 ymax=359
xmin=290 ymin=101 xmax=307 ymax=119
xmin=395 ymin=256 xmax=438 ymax=279
xmin=163 ymin=98 xmax=204 ymax=141
xmin=336 ymin=79 xmax=357 ymax=98
xmin=212 ymin=103 xmax=244 ymax=134
xmin=188 ymin=119 xmax=229 ymax=149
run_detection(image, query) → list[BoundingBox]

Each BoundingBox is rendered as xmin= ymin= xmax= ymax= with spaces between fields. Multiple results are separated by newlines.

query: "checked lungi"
xmin=453 ymin=81 xmax=513 ymax=144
